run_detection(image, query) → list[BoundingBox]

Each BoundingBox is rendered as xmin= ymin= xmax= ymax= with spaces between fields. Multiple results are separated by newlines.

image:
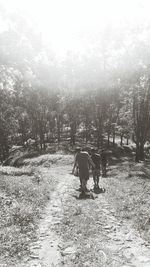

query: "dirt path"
xmin=20 ymin=156 xmax=150 ymax=267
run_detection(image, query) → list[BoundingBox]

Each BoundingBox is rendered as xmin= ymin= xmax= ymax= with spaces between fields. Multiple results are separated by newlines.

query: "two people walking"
xmin=72 ymin=147 xmax=108 ymax=193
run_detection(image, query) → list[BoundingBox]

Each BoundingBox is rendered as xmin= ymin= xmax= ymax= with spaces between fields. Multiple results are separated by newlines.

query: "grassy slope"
xmin=55 ymin=157 xmax=150 ymax=266
xmin=0 ymin=150 xmax=150 ymax=266
xmin=0 ymin=154 xmax=69 ymax=266
xmin=105 ymin=158 xmax=150 ymax=242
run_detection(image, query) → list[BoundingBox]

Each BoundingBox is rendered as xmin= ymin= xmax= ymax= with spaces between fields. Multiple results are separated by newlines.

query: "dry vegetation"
xmin=0 ymin=154 xmax=68 ymax=266
xmin=0 ymin=150 xmax=150 ymax=266
xmin=106 ymin=159 xmax=150 ymax=243
xmin=55 ymin=156 xmax=150 ymax=266
xmin=0 ymin=173 xmax=50 ymax=263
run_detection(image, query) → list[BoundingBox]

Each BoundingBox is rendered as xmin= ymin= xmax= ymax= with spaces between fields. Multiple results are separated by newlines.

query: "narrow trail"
xmin=20 ymin=157 xmax=150 ymax=267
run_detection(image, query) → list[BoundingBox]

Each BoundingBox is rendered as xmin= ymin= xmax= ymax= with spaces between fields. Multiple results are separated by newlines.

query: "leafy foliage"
xmin=0 ymin=6 xmax=150 ymax=162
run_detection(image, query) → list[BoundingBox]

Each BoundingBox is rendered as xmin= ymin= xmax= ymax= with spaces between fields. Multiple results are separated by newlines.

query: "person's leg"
xmin=79 ymin=174 xmax=86 ymax=192
xmin=82 ymin=174 xmax=90 ymax=192
xmin=96 ymin=174 xmax=99 ymax=186
xmin=94 ymin=169 xmax=99 ymax=186
xmin=81 ymin=178 xmax=87 ymax=191
xmin=77 ymin=174 xmax=83 ymax=191
xmin=98 ymin=168 xmax=101 ymax=186
xmin=93 ymin=170 xmax=96 ymax=186
xmin=102 ymin=163 xmax=106 ymax=176
xmin=79 ymin=176 xmax=82 ymax=187
xmin=104 ymin=163 xmax=106 ymax=176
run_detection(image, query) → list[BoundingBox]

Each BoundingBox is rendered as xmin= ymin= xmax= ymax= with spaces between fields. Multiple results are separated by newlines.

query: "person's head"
xmin=82 ymin=146 xmax=91 ymax=153
xmin=91 ymin=147 xmax=96 ymax=155
xmin=75 ymin=147 xmax=81 ymax=153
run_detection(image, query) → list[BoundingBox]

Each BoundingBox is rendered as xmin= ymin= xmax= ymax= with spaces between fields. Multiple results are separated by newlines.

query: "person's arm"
xmin=88 ymin=155 xmax=95 ymax=169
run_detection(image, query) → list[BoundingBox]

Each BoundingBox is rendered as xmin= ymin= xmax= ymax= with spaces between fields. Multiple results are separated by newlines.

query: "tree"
xmin=133 ymin=75 xmax=150 ymax=161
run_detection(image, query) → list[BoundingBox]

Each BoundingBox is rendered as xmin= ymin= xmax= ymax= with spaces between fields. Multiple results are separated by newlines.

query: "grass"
xmin=106 ymin=159 xmax=150 ymax=243
xmin=0 ymin=153 xmax=73 ymax=265
xmin=56 ymin=156 xmax=150 ymax=266
xmin=0 ymin=166 xmax=54 ymax=265
xmin=1 ymin=146 xmax=150 ymax=266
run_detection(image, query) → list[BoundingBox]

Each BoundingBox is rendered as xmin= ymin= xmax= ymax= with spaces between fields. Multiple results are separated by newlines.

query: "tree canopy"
xmin=0 ymin=0 xmax=150 ymax=161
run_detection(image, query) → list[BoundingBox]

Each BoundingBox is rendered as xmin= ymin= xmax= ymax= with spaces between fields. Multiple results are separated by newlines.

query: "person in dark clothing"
xmin=91 ymin=148 xmax=101 ymax=187
xmin=72 ymin=148 xmax=95 ymax=192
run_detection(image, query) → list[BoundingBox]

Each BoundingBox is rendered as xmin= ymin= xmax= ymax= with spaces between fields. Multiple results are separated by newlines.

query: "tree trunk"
xmin=85 ymin=126 xmax=88 ymax=143
xmin=100 ymin=132 xmax=103 ymax=148
xmin=1 ymin=137 xmax=9 ymax=160
xmin=107 ymin=132 xmax=110 ymax=147
xmin=135 ymin=140 xmax=145 ymax=162
xmin=120 ymin=134 xmax=123 ymax=146
xmin=135 ymin=142 xmax=140 ymax=162
xmin=139 ymin=142 xmax=144 ymax=160
xmin=70 ymin=121 xmax=76 ymax=146
xmin=57 ymin=115 xmax=61 ymax=144
xmin=40 ymin=138 xmax=43 ymax=150
xmin=97 ymin=133 xmax=100 ymax=148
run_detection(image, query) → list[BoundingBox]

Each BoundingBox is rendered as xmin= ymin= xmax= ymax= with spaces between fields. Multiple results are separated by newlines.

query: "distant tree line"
xmin=1 ymin=70 xmax=150 ymax=163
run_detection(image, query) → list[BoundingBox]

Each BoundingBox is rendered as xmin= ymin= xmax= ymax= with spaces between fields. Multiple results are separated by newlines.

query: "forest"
xmin=0 ymin=1 xmax=150 ymax=163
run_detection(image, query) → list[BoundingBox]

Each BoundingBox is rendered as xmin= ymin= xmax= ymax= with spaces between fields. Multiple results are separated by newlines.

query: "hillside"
xmin=0 ymin=153 xmax=150 ymax=266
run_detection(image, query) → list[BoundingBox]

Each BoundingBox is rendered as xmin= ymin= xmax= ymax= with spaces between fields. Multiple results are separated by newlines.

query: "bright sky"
xmin=0 ymin=0 xmax=150 ymax=56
